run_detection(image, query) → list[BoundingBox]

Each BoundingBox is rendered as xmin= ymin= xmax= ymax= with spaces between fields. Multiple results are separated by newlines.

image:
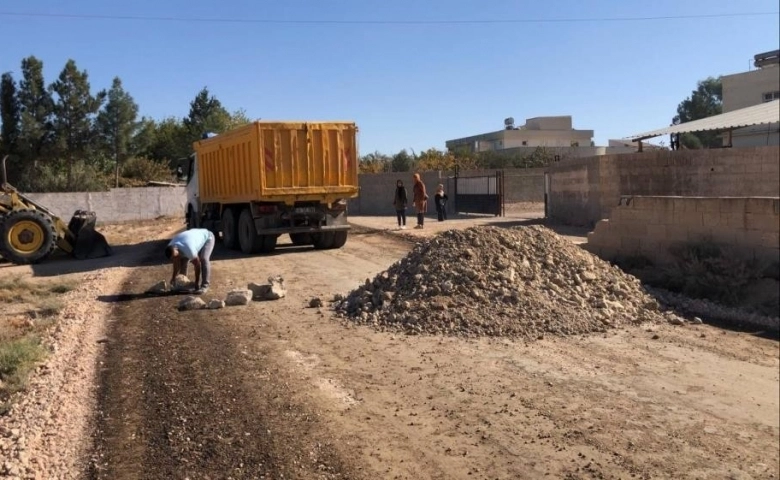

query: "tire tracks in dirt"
xmin=86 ymin=253 xmax=366 ymax=480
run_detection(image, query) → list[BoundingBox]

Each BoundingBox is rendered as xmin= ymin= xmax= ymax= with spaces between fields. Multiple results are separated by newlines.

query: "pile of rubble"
xmin=334 ymin=225 xmax=687 ymax=339
xmin=147 ymin=275 xmax=287 ymax=311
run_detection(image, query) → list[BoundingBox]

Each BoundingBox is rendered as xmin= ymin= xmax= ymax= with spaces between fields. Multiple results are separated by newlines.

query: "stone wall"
xmin=546 ymin=146 xmax=780 ymax=226
xmin=584 ymin=196 xmax=780 ymax=266
xmin=26 ymin=187 xmax=187 ymax=224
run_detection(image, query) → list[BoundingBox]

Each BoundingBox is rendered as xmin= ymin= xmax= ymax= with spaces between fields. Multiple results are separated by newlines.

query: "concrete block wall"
xmin=547 ymin=146 xmax=780 ymax=226
xmin=26 ymin=187 xmax=187 ymax=224
xmin=584 ymin=196 xmax=780 ymax=266
xmin=347 ymin=167 xmax=544 ymax=216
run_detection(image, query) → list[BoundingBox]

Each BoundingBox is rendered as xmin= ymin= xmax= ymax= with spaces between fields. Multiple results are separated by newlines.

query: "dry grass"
xmin=0 ymin=276 xmax=75 ymax=412
xmin=0 ymin=335 xmax=45 ymax=414
xmin=0 ymin=276 xmax=75 ymax=316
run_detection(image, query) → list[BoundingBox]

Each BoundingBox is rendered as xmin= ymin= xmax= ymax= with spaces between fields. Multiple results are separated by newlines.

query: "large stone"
xmin=266 ymin=275 xmax=287 ymax=300
xmin=146 ymin=281 xmax=168 ymax=294
xmin=248 ymin=275 xmax=287 ymax=301
xmin=208 ymin=299 xmax=226 ymax=310
xmin=173 ymin=274 xmax=195 ymax=291
xmin=225 ymin=289 xmax=253 ymax=306
xmin=178 ymin=296 xmax=206 ymax=311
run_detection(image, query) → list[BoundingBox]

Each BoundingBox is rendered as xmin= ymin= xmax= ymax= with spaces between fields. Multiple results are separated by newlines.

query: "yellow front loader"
xmin=0 ymin=156 xmax=112 ymax=265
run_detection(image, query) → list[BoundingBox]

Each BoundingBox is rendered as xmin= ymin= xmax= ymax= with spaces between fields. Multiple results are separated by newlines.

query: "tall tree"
xmin=17 ymin=56 xmax=54 ymax=163
xmin=97 ymin=77 xmax=139 ymax=187
xmin=141 ymin=117 xmax=190 ymax=163
xmin=672 ymin=76 xmax=723 ymax=149
xmin=184 ymin=87 xmax=231 ymax=137
xmin=49 ymin=59 xmax=106 ymax=189
xmin=1 ymin=72 xmax=21 ymax=159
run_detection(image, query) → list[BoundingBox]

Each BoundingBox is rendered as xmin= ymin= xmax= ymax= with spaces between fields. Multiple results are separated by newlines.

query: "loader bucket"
xmin=67 ymin=210 xmax=112 ymax=260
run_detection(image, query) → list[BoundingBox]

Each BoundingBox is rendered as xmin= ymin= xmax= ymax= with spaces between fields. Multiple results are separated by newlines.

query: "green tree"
xmin=672 ymin=76 xmax=723 ymax=149
xmin=96 ymin=77 xmax=139 ymax=187
xmin=1 ymin=73 xmax=21 ymax=157
xmin=391 ymin=149 xmax=413 ymax=172
xmin=17 ymin=56 xmax=54 ymax=164
xmin=184 ymin=87 xmax=231 ymax=137
xmin=141 ymin=117 xmax=190 ymax=163
xmin=49 ymin=59 xmax=106 ymax=189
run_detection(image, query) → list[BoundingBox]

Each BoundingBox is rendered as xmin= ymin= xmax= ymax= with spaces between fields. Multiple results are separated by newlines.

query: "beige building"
xmin=721 ymin=49 xmax=780 ymax=147
xmin=446 ymin=116 xmax=641 ymax=158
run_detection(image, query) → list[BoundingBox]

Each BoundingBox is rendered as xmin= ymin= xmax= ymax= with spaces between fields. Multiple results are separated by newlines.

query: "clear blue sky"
xmin=2 ymin=1 xmax=778 ymax=154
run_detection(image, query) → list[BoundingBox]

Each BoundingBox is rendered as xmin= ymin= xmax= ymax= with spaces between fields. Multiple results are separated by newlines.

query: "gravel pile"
xmin=334 ymin=225 xmax=684 ymax=338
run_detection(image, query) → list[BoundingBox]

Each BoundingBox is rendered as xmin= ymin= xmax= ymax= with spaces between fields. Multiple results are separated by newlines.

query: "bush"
xmin=120 ymin=156 xmax=175 ymax=184
xmin=661 ymin=241 xmax=762 ymax=306
xmin=23 ymin=160 xmax=110 ymax=193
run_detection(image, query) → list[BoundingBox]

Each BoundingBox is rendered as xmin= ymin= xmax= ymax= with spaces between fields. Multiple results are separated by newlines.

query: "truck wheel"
xmin=238 ymin=208 xmax=261 ymax=254
xmin=289 ymin=233 xmax=312 ymax=246
xmin=330 ymin=231 xmax=348 ymax=249
xmin=259 ymin=234 xmax=277 ymax=254
xmin=312 ymin=232 xmax=334 ymax=250
xmin=0 ymin=209 xmax=57 ymax=265
xmin=222 ymin=208 xmax=239 ymax=250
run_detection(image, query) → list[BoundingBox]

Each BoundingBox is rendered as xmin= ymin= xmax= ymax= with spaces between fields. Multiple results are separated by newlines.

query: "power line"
xmin=0 ymin=10 xmax=778 ymax=25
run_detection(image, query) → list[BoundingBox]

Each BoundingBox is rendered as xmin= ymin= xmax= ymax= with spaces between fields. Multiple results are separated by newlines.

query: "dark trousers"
xmin=396 ymin=209 xmax=406 ymax=226
xmin=436 ymin=205 xmax=447 ymax=221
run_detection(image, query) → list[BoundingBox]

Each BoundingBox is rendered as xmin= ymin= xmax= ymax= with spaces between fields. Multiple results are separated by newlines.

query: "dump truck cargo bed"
xmin=193 ymin=121 xmax=359 ymax=205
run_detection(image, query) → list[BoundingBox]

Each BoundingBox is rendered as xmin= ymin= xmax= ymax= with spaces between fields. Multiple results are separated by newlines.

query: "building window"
xmin=763 ymin=91 xmax=780 ymax=102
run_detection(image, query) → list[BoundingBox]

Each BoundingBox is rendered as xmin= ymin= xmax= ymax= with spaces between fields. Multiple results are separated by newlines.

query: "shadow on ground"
xmin=0 ymin=239 xmax=174 ymax=278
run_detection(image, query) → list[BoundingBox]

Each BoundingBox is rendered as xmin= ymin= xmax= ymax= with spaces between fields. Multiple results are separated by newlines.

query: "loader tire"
xmin=0 ymin=209 xmax=57 ymax=265
xmin=222 ymin=208 xmax=239 ymax=251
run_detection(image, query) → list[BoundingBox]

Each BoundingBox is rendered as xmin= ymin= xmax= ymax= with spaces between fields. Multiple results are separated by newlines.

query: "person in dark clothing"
xmin=392 ymin=179 xmax=408 ymax=229
xmin=434 ymin=184 xmax=448 ymax=221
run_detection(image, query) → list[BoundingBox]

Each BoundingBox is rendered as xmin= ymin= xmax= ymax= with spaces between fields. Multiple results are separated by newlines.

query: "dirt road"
xmin=86 ymin=228 xmax=779 ymax=479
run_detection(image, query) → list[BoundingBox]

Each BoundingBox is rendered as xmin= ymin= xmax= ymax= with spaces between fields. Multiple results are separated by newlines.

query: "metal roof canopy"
xmin=625 ymin=99 xmax=780 ymax=143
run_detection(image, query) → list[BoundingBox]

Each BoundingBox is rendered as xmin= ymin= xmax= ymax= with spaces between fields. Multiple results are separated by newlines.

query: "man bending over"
xmin=165 ymin=228 xmax=215 ymax=294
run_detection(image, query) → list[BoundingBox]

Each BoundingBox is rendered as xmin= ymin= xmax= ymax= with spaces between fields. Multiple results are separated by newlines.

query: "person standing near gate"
xmin=434 ymin=184 xmax=448 ymax=222
xmin=392 ymin=179 xmax=408 ymax=229
xmin=165 ymin=228 xmax=215 ymax=294
xmin=412 ymin=173 xmax=428 ymax=229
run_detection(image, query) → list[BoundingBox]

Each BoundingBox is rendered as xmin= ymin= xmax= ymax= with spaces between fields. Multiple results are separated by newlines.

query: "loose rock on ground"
xmin=249 ymin=276 xmax=287 ymax=301
xmin=334 ymin=225 xmax=686 ymax=339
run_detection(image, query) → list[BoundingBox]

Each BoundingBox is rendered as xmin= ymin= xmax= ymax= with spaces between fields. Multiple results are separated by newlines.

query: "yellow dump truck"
xmin=185 ymin=121 xmax=360 ymax=254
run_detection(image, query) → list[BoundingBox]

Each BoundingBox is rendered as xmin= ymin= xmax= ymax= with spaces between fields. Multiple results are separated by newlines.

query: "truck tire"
xmin=238 ymin=208 xmax=261 ymax=254
xmin=289 ymin=233 xmax=312 ymax=246
xmin=0 ymin=209 xmax=57 ymax=265
xmin=330 ymin=231 xmax=348 ymax=249
xmin=222 ymin=208 xmax=239 ymax=250
xmin=259 ymin=234 xmax=277 ymax=254
xmin=312 ymin=232 xmax=334 ymax=250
